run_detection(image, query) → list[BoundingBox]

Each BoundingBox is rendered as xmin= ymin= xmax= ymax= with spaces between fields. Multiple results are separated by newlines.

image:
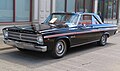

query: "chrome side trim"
xmin=44 ymin=28 xmax=117 ymax=39
xmin=71 ymin=40 xmax=99 ymax=48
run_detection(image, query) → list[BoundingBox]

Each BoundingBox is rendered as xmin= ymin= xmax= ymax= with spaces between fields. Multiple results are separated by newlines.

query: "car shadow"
xmin=0 ymin=42 xmax=116 ymax=68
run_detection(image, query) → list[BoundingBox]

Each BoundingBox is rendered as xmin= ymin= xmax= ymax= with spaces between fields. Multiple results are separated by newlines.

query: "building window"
xmin=98 ymin=0 xmax=118 ymax=24
xmin=108 ymin=0 xmax=113 ymax=19
xmin=85 ymin=0 xmax=93 ymax=12
xmin=76 ymin=0 xmax=84 ymax=12
xmin=104 ymin=0 xmax=108 ymax=19
xmin=15 ymin=0 xmax=30 ymax=21
xmin=55 ymin=0 xmax=65 ymax=12
xmin=67 ymin=0 xmax=75 ymax=12
xmin=0 ymin=0 xmax=13 ymax=22
xmin=76 ymin=0 xmax=93 ymax=13
xmin=113 ymin=0 xmax=117 ymax=19
xmin=55 ymin=0 xmax=94 ymax=13
xmin=0 ymin=0 xmax=31 ymax=23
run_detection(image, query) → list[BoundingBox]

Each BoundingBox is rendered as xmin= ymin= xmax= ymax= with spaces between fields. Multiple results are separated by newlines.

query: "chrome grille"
xmin=8 ymin=31 xmax=38 ymax=43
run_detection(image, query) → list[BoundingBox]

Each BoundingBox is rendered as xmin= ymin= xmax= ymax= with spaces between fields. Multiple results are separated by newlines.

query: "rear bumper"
xmin=3 ymin=39 xmax=47 ymax=52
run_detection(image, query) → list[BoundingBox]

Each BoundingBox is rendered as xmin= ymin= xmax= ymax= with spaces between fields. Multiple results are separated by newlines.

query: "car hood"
xmin=7 ymin=24 xmax=59 ymax=34
xmin=9 ymin=24 xmax=50 ymax=30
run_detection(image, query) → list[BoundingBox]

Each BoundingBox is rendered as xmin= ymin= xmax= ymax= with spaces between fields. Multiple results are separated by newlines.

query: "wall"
xmin=33 ymin=0 xmax=39 ymax=23
xmin=94 ymin=0 xmax=98 ymax=14
xmin=118 ymin=0 xmax=120 ymax=27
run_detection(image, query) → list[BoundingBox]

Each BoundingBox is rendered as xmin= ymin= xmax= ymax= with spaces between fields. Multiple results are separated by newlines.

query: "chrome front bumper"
xmin=3 ymin=39 xmax=47 ymax=52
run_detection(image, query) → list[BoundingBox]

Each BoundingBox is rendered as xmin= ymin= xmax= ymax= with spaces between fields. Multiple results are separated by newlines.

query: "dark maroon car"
xmin=3 ymin=12 xmax=118 ymax=58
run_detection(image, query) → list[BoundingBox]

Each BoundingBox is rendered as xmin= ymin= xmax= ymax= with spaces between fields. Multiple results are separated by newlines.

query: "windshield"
xmin=44 ymin=13 xmax=79 ymax=24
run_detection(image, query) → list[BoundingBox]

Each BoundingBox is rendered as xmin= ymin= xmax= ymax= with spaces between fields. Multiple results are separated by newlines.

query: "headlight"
xmin=37 ymin=36 xmax=43 ymax=44
xmin=3 ymin=29 xmax=8 ymax=38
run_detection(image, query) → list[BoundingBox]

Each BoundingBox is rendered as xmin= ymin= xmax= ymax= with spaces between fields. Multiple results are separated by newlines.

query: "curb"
xmin=0 ymin=47 xmax=15 ymax=51
xmin=0 ymin=36 xmax=15 ymax=51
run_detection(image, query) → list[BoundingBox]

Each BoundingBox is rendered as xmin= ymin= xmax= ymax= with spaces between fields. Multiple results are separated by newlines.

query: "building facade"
xmin=0 ymin=0 xmax=120 ymax=33
xmin=34 ymin=0 xmax=120 ymax=24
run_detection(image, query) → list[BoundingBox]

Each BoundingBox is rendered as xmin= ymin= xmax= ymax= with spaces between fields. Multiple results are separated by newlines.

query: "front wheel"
xmin=51 ymin=40 xmax=67 ymax=58
xmin=97 ymin=35 xmax=108 ymax=46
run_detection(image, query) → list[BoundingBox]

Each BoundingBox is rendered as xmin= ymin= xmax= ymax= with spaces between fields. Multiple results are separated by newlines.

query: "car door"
xmin=67 ymin=14 xmax=80 ymax=46
xmin=90 ymin=15 xmax=103 ymax=40
xmin=75 ymin=14 xmax=100 ymax=45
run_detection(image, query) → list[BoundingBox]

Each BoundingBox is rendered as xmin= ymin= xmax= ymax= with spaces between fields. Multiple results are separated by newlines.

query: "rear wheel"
xmin=51 ymin=40 xmax=67 ymax=58
xmin=97 ymin=34 xmax=108 ymax=46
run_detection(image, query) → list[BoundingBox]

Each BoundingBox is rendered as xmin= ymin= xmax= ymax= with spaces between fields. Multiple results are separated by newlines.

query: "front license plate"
xmin=22 ymin=43 xmax=34 ymax=47
xmin=17 ymin=42 xmax=34 ymax=48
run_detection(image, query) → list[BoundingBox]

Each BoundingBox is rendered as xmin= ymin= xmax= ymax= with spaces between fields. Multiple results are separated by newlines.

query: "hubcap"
xmin=56 ymin=40 xmax=66 ymax=56
xmin=101 ymin=35 xmax=107 ymax=44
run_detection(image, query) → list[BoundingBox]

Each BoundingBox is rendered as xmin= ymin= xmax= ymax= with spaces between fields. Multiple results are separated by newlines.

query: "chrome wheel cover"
xmin=56 ymin=40 xmax=66 ymax=56
xmin=101 ymin=35 xmax=107 ymax=45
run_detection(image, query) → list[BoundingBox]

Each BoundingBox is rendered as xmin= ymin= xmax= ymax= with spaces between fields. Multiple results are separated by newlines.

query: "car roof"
xmin=52 ymin=12 xmax=103 ymax=24
xmin=52 ymin=12 xmax=77 ymax=15
xmin=52 ymin=12 xmax=97 ymax=16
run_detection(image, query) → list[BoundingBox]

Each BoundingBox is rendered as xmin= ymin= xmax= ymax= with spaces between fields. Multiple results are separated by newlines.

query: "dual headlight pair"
xmin=3 ymin=29 xmax=8 ymax=38
xmin=37 ymin=36 xmax=44 ymax=44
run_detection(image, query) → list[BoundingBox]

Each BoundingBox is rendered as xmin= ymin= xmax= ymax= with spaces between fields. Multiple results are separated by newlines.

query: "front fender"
xmin=55 ymin=36 xmax=71 ymax=42
xmin=55 ymin=36 xmax=71 ymax=48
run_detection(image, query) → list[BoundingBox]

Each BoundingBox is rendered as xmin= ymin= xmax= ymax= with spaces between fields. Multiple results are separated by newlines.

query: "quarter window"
xmin=92 ymin=16 xmax=99 ymax=24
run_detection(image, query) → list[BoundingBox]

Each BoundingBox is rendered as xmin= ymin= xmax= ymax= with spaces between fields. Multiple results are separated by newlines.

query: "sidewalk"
xmin=0 ymin=36 xmax=14 ymax=50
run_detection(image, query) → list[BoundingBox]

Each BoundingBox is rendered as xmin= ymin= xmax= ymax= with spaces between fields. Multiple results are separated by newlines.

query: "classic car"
xmin=3 ymin=12 xmax=118 ymax=58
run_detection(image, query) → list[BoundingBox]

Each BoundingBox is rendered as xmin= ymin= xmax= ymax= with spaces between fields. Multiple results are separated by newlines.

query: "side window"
xmin=79 ymin=15 xmax=92 ymax=25
xmin=69 ymin=15 xmax=79 ymax=24
xmin=92 ymin=16 xmax=99 ymax=24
